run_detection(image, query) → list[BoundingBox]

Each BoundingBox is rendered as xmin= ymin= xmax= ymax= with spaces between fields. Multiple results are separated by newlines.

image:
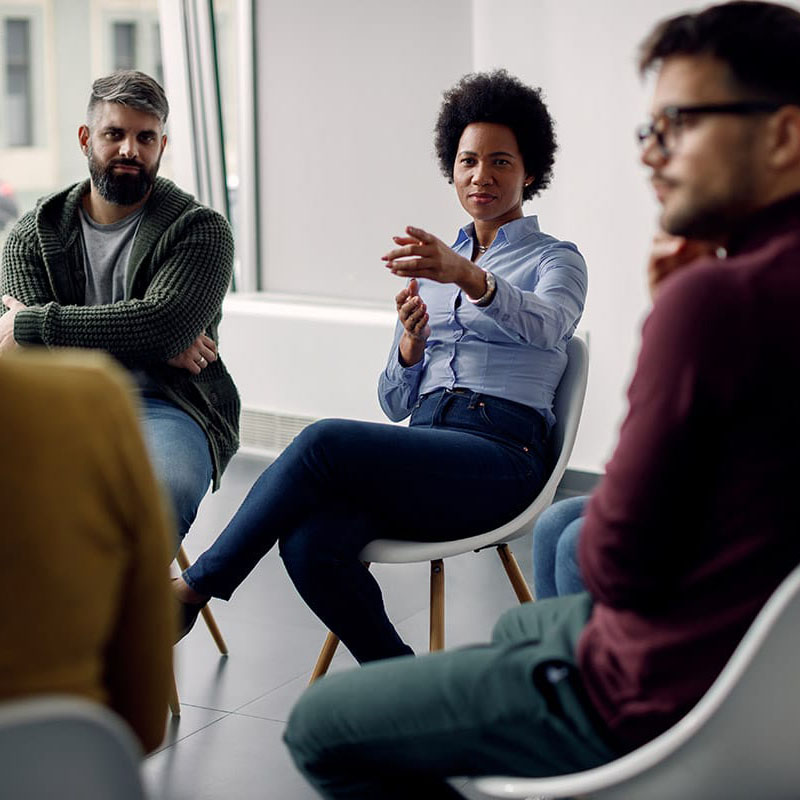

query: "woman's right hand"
xmin=396 ymin=278 xmax=429 ymax=367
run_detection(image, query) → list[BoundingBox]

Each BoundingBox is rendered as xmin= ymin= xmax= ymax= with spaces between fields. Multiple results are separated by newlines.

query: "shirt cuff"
xmin=14 ymin=306 xmax=46 ymax=345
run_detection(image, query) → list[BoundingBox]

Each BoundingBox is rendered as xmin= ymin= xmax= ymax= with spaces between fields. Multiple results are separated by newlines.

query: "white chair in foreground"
xmin=0 ymin=695 xmax=146 ymax=799
xmin=462 ymin=560 xmax=800 ymax=800
xmin=310 ymin=335 xmax=590 ymax=682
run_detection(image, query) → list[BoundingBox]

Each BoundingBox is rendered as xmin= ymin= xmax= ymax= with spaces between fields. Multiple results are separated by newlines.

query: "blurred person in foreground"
xmin=0 ymin=351 xmax=173 ymax=753
xmin=283 ymin=3 xmax=800 ymax=796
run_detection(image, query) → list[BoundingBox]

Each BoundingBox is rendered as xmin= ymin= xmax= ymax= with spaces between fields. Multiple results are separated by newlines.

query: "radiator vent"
xmin=239 ymin=407 xmax=318 ymax=455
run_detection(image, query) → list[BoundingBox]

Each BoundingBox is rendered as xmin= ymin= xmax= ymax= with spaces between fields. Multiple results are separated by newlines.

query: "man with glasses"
xmin=283 ymin=3 xmax=800 ymax=796
xmin=0 ymin=71 xmax=240 ymax=552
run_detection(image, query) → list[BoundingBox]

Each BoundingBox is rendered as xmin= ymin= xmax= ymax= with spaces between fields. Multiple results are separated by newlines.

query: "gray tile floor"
xmin=144 ymin=452 xmax=540 ymax=800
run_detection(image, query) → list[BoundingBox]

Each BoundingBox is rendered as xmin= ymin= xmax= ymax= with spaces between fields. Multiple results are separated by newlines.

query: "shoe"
xmin=172 ymin=578 xmax=208 ymax=644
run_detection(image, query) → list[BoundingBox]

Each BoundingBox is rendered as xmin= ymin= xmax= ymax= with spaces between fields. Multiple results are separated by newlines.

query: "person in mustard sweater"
xmin=0 ymin=350 xmax=174 ymax=753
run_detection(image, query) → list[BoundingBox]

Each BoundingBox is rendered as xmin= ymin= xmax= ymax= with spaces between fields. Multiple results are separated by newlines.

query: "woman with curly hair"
xmin=173 ymin=70 xmax=587 ymax=665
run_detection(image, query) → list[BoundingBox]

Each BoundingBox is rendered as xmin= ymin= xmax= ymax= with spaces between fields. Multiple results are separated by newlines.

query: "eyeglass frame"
xmin=636 ymin=101 xmax=784 ymax=157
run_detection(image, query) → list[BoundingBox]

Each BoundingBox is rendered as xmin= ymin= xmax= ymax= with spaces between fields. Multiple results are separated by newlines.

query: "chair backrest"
xmin=362 ymin=335 xmax=590 ymax=563
xmin=468 ymin=560 xmax=800 ymax=799
xmin=0 ymin=695 xmax=147 ymax=800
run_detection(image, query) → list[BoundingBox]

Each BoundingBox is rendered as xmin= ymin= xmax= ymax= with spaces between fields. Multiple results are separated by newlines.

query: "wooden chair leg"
xmin=497 ymin=543 xmax=534 ymax=603
xmin=199 ymin=605 xmax=228 ymax=655
xmin=429 ymin=559 xmax=445 ymax=651
xmin=175 ymin=544 xmax=193 ymax=572
xmin=176 ymin=544 xmax=228 ymax=653
xmin=168 ymin=669 xmax=181 ymax=716
xmin=309 ymin=631 xmax=341 ymax=685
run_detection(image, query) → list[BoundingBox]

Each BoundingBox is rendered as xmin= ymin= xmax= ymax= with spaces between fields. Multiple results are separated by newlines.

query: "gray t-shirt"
xmin=79 ymin=206 xmax=161 ymax=394
xmin=79 ymin=206 xmax=144 ymax=305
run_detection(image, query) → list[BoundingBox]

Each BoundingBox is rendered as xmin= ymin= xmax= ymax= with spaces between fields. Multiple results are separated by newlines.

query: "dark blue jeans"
xmin=184 ymin=389 xmax=548 ymax=663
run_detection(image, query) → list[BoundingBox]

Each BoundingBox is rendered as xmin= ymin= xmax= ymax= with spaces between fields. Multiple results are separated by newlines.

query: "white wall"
xmin=234 ymin=0 xmax=784 ymax=473
xmin=255 ymin=0 xmax=473 ymax=301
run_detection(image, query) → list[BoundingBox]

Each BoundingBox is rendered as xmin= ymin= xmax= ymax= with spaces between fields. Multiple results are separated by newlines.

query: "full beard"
xmin=88 ymin=148 xmax=160 ymax=206
xmin=661 ymin=185 xmax=756 ymax=240
xmin=661 ymin=133 xmax=759 ymax=240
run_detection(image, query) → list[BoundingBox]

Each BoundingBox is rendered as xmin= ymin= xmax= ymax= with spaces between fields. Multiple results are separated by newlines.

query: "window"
xmin=5 ymin=18 xmax=32 ymax=146
xmin=153 ymin=22 xmax=163 ymax=87
xmin=0 ymin=1 xmax=176 ymax=243
xmin=113 ymin=21 xmax=137 ymax=70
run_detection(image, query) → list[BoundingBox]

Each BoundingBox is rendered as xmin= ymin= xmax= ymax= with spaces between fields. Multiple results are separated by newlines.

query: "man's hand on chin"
xmin=0 ymin=295 xmax=26 ymax=354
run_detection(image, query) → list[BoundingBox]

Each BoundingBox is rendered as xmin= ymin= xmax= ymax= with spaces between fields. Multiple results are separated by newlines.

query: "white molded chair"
xmin=463 ymin=560 xmax=800 ymax=800
xmin=310 ymin=335 xmax=590 ymax=681
xmin=0 ymin=695 xmax=146 ymax=799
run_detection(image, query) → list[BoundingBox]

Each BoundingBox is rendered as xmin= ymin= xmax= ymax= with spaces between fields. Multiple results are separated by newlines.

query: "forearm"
xmin=378 ymin=323 xmax=425 ymax=421
xmin=13 ymin=292 xmax=220 ymax=363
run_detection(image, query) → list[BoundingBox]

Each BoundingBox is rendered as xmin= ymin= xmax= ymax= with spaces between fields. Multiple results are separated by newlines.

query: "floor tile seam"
xmin=230 ymin=708 xmax=292 ymax=725
xmin=227 ymin=669 xmax=313 ymax=715
xmin=152 ymin=708 xmax=236 ymax=751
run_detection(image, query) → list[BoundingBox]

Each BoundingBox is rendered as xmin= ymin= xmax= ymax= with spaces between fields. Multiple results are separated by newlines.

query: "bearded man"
xmin=0 ymin=70 xmax=240 ymax=551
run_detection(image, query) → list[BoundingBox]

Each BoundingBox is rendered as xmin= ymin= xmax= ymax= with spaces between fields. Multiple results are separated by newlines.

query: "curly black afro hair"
xmin=434 ymin=69 xmax=556 ymax=201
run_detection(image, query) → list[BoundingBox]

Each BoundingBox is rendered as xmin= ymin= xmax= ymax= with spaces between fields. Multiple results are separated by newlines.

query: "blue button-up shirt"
xmin=378 ymin=216 xmax=587 ymax=427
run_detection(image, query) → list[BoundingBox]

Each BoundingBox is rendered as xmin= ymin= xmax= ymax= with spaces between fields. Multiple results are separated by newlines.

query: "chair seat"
xmin=0 ymin=695 xmax=146 ymax=799
xmin=360 ymin=490 xmax=554 ymax=563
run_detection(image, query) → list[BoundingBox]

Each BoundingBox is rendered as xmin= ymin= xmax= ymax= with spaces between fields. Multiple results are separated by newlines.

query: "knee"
xmin=556 ymin=520 xmax=583 ymax=565
xmin=292 ymin=418 xmax=353 ymax=460
xmin=492 ymin=603 xmax=538 ymax=644
xmin=283 ymin=681 xmax=338 ymax=774
xmin=164 ymin=472 xmax=208 ymax=525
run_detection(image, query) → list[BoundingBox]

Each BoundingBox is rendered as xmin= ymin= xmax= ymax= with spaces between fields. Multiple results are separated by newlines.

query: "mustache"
xmin=109 ymin=158 xmax=145 ymax=170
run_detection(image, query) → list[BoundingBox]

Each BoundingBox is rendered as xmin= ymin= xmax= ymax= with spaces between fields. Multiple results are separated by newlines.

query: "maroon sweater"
xmin=578 ymin=194 xmax=800 ymax=749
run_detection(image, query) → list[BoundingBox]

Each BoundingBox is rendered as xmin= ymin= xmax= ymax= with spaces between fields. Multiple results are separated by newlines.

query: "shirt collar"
xmin=452 ymin=215 xmax=540 ymax=248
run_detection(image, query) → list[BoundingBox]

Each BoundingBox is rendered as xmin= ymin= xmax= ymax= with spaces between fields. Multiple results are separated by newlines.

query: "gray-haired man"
xmin=0 ymin=70 xmax=240 ymax=547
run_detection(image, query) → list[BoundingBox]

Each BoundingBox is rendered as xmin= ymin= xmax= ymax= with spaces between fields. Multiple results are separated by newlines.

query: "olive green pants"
xmin=285 ymin=593 xmax=617 ymax=799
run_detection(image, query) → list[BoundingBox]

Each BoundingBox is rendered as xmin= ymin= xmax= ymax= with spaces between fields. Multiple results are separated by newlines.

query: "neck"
xmin=472 ymin=209 xmax=523 ymax=250
xmin=83 ymin=183 xmax=149 ymax=224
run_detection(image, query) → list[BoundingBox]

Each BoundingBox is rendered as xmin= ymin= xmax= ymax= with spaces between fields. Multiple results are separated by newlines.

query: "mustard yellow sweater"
xmin=0 ymin=351 xmax=174 ymax=753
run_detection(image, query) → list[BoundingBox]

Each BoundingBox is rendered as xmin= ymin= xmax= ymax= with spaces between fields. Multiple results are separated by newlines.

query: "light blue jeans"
xmin=139 ymin=395 xmax=212 ymax=550
xmin=532 ymin=495 xmax=588 ymax=599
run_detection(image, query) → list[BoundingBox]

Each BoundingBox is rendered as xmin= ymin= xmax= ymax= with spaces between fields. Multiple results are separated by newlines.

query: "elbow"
xmin=379 ymin=398 xmax=408 ymax=423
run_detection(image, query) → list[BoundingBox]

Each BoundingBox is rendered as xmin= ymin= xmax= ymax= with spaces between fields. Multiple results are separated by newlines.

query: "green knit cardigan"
xmin=1 ymin=177 xmax=240 ymax=488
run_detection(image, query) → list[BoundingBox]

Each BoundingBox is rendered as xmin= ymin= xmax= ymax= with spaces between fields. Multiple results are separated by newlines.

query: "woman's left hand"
xmin=383 ymin=226 xmax=481 ymax=289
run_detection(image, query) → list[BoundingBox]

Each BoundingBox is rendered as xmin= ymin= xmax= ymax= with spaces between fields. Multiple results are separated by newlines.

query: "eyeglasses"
xmin=635 ymin=101 xmax=783 ymax=157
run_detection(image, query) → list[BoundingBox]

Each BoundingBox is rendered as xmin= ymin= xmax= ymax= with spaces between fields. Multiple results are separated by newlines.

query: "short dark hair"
xmin=434 ymin=69 xmax=557 ymax=201
xmin=87 ymin=70 xmax=169 ymax=127
xmin=639 ymin=1 xmax=800 ymax=105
